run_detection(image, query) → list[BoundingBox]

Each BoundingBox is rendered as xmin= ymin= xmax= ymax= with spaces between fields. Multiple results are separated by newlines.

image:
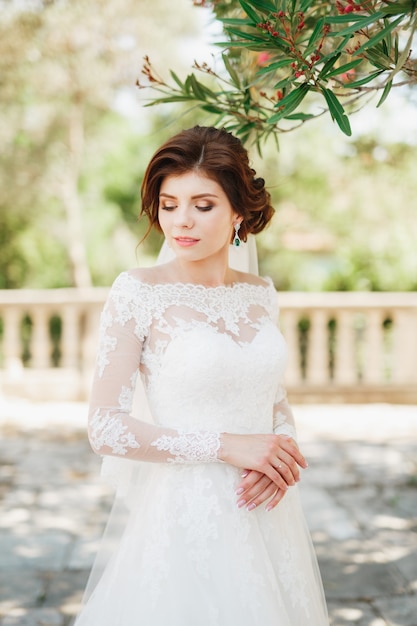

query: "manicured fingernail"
xmin=266 ymin=504 xmax=273 ymax=512
xmin=237 ymin=499 xmax=246 ymax=508
xmin=241 ymin=470 xmax=249 ymax=478
xmin=247 ymin=503 xmax=257 ymax=511
xmin=235 ymin=487 xmax=244 ymax=495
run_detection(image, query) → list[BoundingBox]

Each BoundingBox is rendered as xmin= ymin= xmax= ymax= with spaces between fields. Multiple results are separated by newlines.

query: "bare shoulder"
xmin=233 ymin=270 xmax=272 ymax=288
xmin=126 ymin=264 xmax=173 ymax=285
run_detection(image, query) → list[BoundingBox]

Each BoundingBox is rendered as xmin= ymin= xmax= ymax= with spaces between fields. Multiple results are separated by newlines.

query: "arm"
xmin=88 ymin=275 xmax=221 ymax=464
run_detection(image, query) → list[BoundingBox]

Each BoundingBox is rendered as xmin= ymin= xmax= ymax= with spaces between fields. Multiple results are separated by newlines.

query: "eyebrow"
xmin=159 ymin=192 xmax=219 ymax=199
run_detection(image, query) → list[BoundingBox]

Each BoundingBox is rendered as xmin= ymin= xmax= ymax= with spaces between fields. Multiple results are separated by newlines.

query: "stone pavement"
xmin=0 ymin=398 xmax=416 ymax=626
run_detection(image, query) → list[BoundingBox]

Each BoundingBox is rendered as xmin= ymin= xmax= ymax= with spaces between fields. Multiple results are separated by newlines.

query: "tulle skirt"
xmin=74 ymin=462 xmax=328 ymax=626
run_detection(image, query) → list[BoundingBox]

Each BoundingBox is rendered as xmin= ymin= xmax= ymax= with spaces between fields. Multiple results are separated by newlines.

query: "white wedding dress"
xmin=74 ymin=270 xmax=329 ymax=626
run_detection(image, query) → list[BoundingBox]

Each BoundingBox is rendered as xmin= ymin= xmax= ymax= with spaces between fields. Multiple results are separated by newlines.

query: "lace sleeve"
xmin=270 ymin=285 xmax=297 ymax=442
xmin=272 ymin=385 xmax=297 ymax=442
xmin=88 ymin=273 xmax=221 ymax=464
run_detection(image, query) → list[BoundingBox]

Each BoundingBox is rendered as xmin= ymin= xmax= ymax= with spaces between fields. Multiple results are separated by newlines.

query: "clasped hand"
xmin=219 ymin=432 xmax=307 ymax=513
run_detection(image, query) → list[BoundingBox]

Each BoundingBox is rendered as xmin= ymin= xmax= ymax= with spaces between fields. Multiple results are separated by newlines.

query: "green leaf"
xmin=284 ymin=112 xmax=315 ymax=121
xmin=323 ymin=58 xmax=363 ymax=79
xmin=196 ymin=82 xmax=219 ymax=99
xmin=201 ymin=104 xmax=224 ymax=114
xmin=187 ymin=74 xmax=211 ymax=101
xmin=184 ymin=75 xmax=192 ymax=95
xmin=246 ymin=0 xmax=276 ymax=13
xmin=235 ymin=121 xmax=256 ymax=137
xmin=343 ymin=69 xmax=384 ymax=88
xmin=219 ymin=18 xmax=254 ymax=26
xmin=215 ymin=40 xmax=269 ymax=49
xmin=332 ymin=11 xmax=385 ymax=36
xmin=377 ymin=79 xmax=393 ymax=107
xmin=306 ymin=17 xmax=325 ymax=50
xmin=333 ymin=34 xmax=355 ymax=55
xmin=320 ymin=52 xmax=342 ymax=77
xmin=169 ymin=71 xmax=184 ymax=90
xmin=144 ymin=96 xmax=199 ymax=107
xmin=366 ymin=45 xmax=392 ymax=70
xmin=380 ymin=1 xmax=416 ymax=15
xmin=299 ymin=0 xmax=315 ymax=11
xmin=324 ymin=15 xmax=367 ymax=24
xmin=222 ymin=27 xmax=267 ymax=42
xmin=321 ymin=88 xmax=351 ymax=136
xmin=267 ymin=84 xmax=310 ymax=124
xmin=273 ymin=77 xmax=292 ymax=90
xmin=239 ymin=0 xmax=261 ymax=24
xmin=394 ymin=32 xmax=399 ymax=63
xmin=381 ymin=22 xmax=392 ymax=56
xmin=256 ymin=59 xmax=293 ymax=76
xmin=355 ymin=15 xmax=403 ymax=54
xmin=222 ymin=53 xmax=241 ymax=88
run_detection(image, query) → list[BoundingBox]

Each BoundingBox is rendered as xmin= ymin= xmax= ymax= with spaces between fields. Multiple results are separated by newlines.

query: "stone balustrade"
xmin=0 ymin=288 xmax=416 ymax=403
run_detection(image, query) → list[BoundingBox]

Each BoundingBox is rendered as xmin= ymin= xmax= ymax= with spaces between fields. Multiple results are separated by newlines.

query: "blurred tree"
xmin=252 ymin=119 xmax=417 ymax=291
xmin=0 ymin=0 xmax=200 ymax=287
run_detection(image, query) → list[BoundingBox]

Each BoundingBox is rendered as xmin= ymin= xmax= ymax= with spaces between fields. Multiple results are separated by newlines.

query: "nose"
xmin=174 ymin=205 xmax=194 ymax=229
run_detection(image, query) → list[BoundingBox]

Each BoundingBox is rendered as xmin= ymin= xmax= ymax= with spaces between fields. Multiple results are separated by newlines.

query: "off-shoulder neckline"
xmin=121 ymin=271 xmax=274 ymax=292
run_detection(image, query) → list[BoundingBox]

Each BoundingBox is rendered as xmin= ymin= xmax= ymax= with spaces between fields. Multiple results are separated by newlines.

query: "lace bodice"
xmin=88 ymin=271 xmax=296 ymax=464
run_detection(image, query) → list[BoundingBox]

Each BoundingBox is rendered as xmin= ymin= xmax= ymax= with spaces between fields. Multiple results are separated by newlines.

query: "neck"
xmin=170 ymin=256 xmax=236 ymax=287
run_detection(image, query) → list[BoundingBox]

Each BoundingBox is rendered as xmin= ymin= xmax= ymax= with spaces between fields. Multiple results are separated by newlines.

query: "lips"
xmin=174 ymin=237 xmax=200 ymax=247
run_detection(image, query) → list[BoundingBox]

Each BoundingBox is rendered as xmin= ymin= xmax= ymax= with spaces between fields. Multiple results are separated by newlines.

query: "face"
xmin=158 ymin=170 xmax=241 ymax=263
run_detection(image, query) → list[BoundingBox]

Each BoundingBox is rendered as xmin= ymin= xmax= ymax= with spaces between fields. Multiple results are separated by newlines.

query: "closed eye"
xmin=160 ymin=205 xmax=177 ymax=211
xmin=196 ymin=205 xmax=213 ymax=212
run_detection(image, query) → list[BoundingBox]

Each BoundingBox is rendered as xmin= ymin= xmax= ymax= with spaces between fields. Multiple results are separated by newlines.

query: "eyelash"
xmin=160 ymin=205 xmax=214 ymax=212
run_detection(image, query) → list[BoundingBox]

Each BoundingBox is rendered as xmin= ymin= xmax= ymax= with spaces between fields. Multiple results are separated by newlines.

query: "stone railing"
xmin=0 ymin=288 xmax=416 ymax=403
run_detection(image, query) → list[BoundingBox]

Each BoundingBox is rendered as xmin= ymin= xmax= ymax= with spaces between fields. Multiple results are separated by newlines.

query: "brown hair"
xmin=140 ymin=126 xmax=274 ymax=242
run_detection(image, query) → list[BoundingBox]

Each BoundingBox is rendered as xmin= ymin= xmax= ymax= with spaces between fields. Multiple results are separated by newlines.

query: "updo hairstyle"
xmin=140 ymin=126 xmax=274 ymax=242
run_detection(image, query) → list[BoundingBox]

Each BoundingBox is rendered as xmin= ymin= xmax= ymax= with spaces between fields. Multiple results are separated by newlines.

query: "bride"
xmin=74 ymin=125 xmax=329 ymax=625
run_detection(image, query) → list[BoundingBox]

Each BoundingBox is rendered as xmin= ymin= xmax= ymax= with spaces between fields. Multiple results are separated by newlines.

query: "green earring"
xmin=233 ymin=223 xmax=241 ymax=247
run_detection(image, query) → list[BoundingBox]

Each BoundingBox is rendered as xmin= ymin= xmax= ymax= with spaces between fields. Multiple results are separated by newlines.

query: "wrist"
xmin=218 ymin=432 xmax=229 ymax=462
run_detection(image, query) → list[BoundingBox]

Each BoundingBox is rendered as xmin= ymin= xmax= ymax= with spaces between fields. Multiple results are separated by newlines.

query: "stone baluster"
xmin=362 ymin=309 xmax=384 ymax=384
xmin=279 ymin=310 xmax=300 ymax=386
xmin=61 ymin=305 xmax=79 ymax=368
xmin=31 ymin=307 xmax=51 ymax=368
xmin=334 ymin=310 xmax=357 ymax=385
xmin=306 ymin=310 xmax=329 ymax=385
xmin=82 ymin=306 xmax=101 ymax=372
xmin=3 ymin=307 xmax=23 ymax=372
xmin=392 ymin=310 xmax=417 ymax=384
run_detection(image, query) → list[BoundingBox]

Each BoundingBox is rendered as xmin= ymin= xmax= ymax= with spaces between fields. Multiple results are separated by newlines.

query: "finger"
xmin=236 ymin=474 xmax=271 ymax=506
xmin=274 ymin=450 xmax=301 ymax=484
xmin=235 ymin=470 xmax=265 ymax=497
xmin=273 ymin=457 xmax=298 ymax=486
xmin=262 ymin=464 xmax=288 ymax=492
xmin=279 ymin=437 xmax=308 ymax=468
xmin=265 ymin=488 xmax=287 ymax=512
xmin=245 ymin=483 xmax=278 ymax=511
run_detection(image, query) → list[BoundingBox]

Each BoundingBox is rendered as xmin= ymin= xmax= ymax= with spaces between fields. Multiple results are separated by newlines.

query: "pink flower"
xmin=257 ymin=52 xmax=271 ymax=65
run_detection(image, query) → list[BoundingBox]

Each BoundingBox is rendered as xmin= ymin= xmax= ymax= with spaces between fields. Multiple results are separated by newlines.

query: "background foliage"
xmin=1 ymin=0 xmax=416 ymax=291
